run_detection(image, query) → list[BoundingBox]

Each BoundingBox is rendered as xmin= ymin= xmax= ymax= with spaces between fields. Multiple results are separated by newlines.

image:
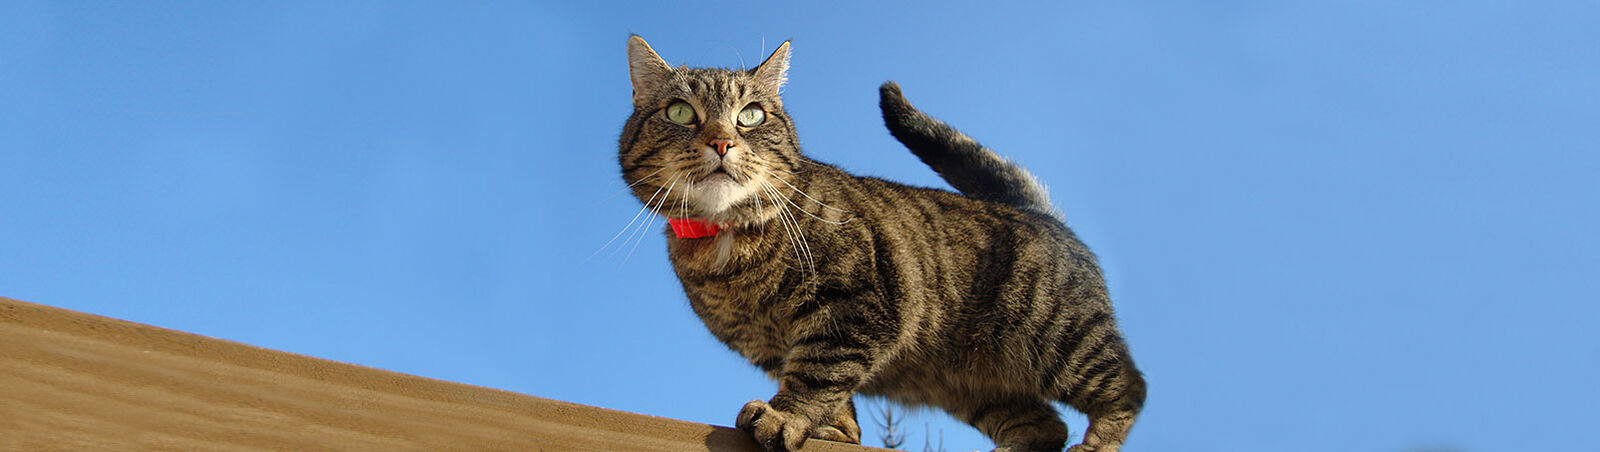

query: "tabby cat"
xmin=617 ymin=36 xmax=1145 ymax=452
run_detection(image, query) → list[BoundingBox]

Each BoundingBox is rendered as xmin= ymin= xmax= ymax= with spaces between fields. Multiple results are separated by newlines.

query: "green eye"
xmin=737 ymin=104 xmax=765 ymax=127
xmin=665 ymin=101 xmax=697 ymax=125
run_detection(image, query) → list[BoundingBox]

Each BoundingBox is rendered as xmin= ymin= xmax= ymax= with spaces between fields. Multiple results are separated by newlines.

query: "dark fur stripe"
xmin=1040 ymin=312 xmax=1112 ymax=387
xmin=794 ymin=331 xmax=870 ymax=350
xmin=784 ymin=372 xmax=860 ymax=393
xmin=1065 ymin=355 xmax=1120 ymax=402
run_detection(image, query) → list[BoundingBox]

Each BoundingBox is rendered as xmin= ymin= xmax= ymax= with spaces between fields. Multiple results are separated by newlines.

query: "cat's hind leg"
xmin=955 ymin=397 xmax=1069 ymax=452
xmin=1066 ymin=409 xmax=1137 ymax=452
xmin=1062 ymin=361 xmax=1145 ymax=452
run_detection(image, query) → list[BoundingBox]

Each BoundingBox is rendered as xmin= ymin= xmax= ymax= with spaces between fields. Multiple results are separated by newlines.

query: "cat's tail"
xmin=879 ymin=81 xmax=1058 ymax=218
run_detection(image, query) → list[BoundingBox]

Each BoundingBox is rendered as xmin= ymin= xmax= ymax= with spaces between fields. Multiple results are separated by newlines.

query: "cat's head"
xmin=617 ymin=35 xmax=800 ymax=227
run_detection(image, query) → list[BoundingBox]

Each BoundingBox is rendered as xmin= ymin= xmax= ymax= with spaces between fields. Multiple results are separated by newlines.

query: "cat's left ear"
xmin=751 ymin=40 xmax=791 ymax=95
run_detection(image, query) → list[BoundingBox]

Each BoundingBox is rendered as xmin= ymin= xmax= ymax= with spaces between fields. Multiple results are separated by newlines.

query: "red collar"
xmin=668 ymin=218 xmax=723 ymax=239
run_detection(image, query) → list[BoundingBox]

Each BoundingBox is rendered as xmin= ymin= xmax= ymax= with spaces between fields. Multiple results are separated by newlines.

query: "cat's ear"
xmin=751 ymin=40 xmax=791 ymax=94
xmin=627 ymin=35 xmax=674 ymax=104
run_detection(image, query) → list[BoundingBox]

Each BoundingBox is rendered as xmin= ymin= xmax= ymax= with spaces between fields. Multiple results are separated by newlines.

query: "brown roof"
xmin=0 ymin=296 xmax=875 ymax=451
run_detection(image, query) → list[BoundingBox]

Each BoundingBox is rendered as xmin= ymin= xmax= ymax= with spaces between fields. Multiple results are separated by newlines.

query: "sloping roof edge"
xmin=0 ymin=296 xmax=871 ymax=451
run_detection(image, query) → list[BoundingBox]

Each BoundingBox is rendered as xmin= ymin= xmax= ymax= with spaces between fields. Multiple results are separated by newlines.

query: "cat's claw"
xmin=737 ymin=400 xmax=813 ymax=452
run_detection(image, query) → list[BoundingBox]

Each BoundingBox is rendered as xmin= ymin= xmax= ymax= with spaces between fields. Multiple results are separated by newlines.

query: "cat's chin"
xmin=686 ymin=176 xmax=759 ymax=217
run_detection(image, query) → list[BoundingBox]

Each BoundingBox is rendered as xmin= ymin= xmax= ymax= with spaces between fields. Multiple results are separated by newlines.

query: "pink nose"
xmin=709 ymin=138 xmax=735 ymax=156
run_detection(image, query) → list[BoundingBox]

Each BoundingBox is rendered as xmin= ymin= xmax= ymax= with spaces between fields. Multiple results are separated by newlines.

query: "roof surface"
xmin=0 ymin=296 xmax=872 ymax=451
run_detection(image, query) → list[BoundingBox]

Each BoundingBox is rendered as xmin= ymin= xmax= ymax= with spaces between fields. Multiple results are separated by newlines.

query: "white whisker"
xmin=623 ymin=175 xmax=678 ymax=262
xmin=590 ymin=166 xmax=667 ymax=209
xmin=761 ymin=180 xmax=814 ymax=273
xmin=760 ymin=182 xmax=806 ymax=272
xmin=754 ymin=183 xmax=766 ymax=235
xmin=588 ymin=173 xmax=674 ymax=262
xmin=684 ymin=180 xmax=693 ymax=219
xmin=761 ymin=171 xmax=850 ymax=225
xmin=768 ymin=171 xmax=850 ymax=214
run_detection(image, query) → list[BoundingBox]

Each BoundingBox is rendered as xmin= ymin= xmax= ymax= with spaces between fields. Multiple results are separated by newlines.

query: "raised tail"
xmin=879 ymin=82 xmax=1058 ymax=218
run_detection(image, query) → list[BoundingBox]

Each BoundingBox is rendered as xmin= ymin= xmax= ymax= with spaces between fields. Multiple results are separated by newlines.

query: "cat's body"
xmin=619 ymin=36 xmax=1144 ymax=452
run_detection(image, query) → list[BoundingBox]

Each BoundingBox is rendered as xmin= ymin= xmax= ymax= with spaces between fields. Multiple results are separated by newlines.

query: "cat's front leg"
xmin=737 ymin=322 xmax=881 ymax=451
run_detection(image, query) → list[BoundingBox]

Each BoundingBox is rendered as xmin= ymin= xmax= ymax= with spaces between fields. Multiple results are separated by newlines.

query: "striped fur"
xmin=619 ymin=36 xmax=1144 ymax=452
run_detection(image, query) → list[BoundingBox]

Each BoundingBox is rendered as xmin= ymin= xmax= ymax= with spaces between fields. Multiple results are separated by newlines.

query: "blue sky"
xmin=3 ymin=2 xmax=1597 ymax=451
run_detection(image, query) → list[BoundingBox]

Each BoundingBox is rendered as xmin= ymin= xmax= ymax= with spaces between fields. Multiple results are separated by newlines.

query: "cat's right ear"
xmin=627 ymin=35 xmax=674 ymax=105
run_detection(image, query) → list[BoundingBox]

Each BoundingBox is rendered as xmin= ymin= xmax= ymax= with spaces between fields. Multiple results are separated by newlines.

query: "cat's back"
xmin=809 ymin=163 xmax=1081 ymax=253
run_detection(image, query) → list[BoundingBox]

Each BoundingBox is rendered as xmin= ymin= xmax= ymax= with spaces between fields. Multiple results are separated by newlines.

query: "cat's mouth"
xmin=702 ymin=167 xmax=735 ymax=183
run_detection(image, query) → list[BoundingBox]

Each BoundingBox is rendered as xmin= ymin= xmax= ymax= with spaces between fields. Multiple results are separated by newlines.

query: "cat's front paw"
xmin=736 ymin=400 xmax=814 ymax=452
xmin=811 ymin=425 xmax=857 ymax=444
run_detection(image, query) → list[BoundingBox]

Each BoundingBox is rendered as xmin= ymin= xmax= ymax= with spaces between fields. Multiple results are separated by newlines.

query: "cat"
xmin=617 ymin=35 xmax=1145 ymax=452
